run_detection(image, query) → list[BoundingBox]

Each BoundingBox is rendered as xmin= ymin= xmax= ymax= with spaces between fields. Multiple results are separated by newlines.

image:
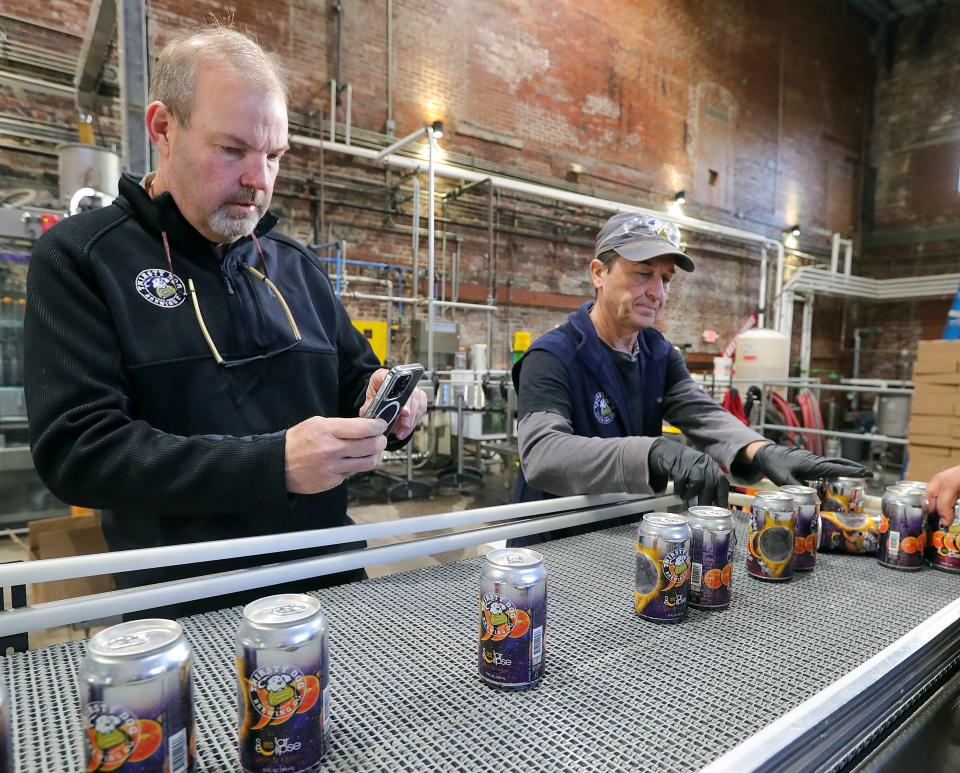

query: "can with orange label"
xmin=781 ymin=485 xmax=820 ymax=572
xmin=747 ymin=492 xmax=797 ymax=582
xmin=683 ymin=506 xmax=735 ymax=610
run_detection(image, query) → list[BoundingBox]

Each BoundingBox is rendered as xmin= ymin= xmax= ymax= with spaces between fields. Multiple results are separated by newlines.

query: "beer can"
xmin=478 ymin=548 xmax=547 ymax=690
xmin=930 ymin=503 xmax=960 ymax=574
xmin=80 ymin=619 xmax=195 ymax=773
xmin=747 ymin=492 xmax=797 ymax=582
xmin=879 ymin=485 xmax=927 ymax=570
xmin=683 ymin=506 xmax=735 ymax=610
xmin=0 ymin=682 xmax=12 ymax=773
xmin=893 ymin=481 xmax=938 ymax=563
xmin=237 ymin=594 xmax=329 ymax=773
xmin=818 ymin=477 xmax=867 ymax=514
xmin=814 ymin=477 xmax=879 ymax=554
xmin=781 ymin=485 xmax=821 ymax=572
xmin=635 ymin=513 xmax=692 ymax=623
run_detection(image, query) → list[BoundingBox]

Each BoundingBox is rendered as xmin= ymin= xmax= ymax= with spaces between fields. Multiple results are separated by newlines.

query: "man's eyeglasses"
xmin=163 ymin=232 xmax=302 ymax=368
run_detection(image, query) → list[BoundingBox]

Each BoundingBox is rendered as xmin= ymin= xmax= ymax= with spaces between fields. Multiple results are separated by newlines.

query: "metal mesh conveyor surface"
xmin=6 ymin=517 xmax=960 ymax=772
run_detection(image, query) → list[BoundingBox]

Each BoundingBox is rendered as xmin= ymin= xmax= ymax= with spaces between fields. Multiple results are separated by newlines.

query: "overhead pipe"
xmin=290 ymin=135 xmax=779 ymax=330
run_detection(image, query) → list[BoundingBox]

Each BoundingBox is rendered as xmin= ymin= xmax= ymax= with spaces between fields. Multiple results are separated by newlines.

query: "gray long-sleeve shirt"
xmin=517 ymin=347 xmax=765 ymax=497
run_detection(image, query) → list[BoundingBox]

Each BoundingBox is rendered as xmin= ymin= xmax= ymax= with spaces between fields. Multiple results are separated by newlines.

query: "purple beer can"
xmin=237 ymin=594 xmax=329 ymax=773
xmin=635 ymin=513 xmax=691 ymax=623
xmin=781 ymin=485 xmax=820 ymax=572
xmin=478 ymin=548 xmax=547 ymax=690
xmin=747 ymin=492 xmax=797 ymax=582
xmin=683 ymin=506 xmax=735 ymax=610
xmin=878 ymin=485 xmax=926 ymax=571
xmin=80 ymin=619 xmax=196 ymax=773
xmin=931 ymin=503 xmax=960 ymax=574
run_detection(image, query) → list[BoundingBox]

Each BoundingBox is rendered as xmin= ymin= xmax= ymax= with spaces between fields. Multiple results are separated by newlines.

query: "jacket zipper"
xmin=239 ymin=261 xmax=268 ymax=330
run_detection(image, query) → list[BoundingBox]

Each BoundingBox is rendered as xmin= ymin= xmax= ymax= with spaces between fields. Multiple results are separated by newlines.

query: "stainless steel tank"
xmin=57 ymin=143 xmax=121 ymax=204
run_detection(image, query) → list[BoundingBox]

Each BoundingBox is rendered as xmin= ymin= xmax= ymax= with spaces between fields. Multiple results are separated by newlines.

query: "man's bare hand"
xmin=285 ymin=416 xmax=387 ymax=494
xmin=359 ymin=368 xmax=429 ymax=440
xmin=927 ymin=464 xmax=960 ymax=527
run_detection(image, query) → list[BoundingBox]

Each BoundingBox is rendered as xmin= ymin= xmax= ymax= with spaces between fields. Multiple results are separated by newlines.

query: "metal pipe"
xmin=427 ymin=299 xmax=498 ymax=312
xmin=800 ymin=293 xmax=814 ymax=380
xmin=427 ymin=126 xmax=436 ymax=372
xmin=410 ymin=174 xmax=421 ymax=349
xmin=0 ymin=493 xmax=647 ymax=587
xmin=0 ymin=496 xmax=679 ymax=633
xmin=757 ymin=381 xmax=913 ymax=395
xmin=452 ymin=235 xmax=462 ymax=303
xmin=334 ymin=1 xmax=343 ymax=92
xmin=771 ymin=241 xmax=786 ymax=332
xmin=830 ymin=232 xmax=840 ymax=274
xmin=344 ymin=83 xmax=352 ymax=146
xmin=853 ymin=326 xmax=881 ymax=380
xmin=386 ymin=0 xmax=394 ymax=134
xmin=329 ymin=79 xmax=337 ymax=142
xmin=752 ymin=425 xmax=907 ymax=445
xmin=375 ymin=125 xmax=428 ymax=161
xmin=758 ymin=246 xmax=767 ymax=328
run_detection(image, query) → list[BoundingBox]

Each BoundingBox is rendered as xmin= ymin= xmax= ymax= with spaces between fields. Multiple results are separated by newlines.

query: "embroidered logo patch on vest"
xmin=593 ymin=391 xmax=616 ymax=425
xmin=135 ymin=268 xmax=186 ymax=308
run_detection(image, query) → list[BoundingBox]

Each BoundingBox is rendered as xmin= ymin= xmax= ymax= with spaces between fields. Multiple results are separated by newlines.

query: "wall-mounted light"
xmin=789 ymin=224 xmax=800 ymax=238
xmin=431 ymin=120 xmax=444 ymax=139
xmin=674 ymin=190 xmax=686 ymax=205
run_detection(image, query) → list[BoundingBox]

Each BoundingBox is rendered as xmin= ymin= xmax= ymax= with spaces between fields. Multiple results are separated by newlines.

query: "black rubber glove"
xmin=753 ymin=443 xmax=872 ymax=486
xmin=648 ymin=438 xmax=729 ymax=507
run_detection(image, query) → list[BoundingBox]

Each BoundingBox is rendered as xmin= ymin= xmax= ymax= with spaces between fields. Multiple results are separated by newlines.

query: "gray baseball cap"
xmin=594 ymin=212 xmax=694 ymax=272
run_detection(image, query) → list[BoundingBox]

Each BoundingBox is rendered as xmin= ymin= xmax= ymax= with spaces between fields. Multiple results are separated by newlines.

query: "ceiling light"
xmin=674 ymin=190 xmax=686 ymax=205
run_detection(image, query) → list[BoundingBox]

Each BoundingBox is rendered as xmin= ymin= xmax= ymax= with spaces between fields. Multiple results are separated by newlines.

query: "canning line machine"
xmin=1 ymin=490 xmax=959 ymax=771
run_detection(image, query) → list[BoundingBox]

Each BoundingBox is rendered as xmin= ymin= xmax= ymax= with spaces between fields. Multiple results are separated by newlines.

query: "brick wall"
xmin=0 ymin=0 xmax=878 ymax=370
xmin=854 ymin=3 xmax=960 ymax=379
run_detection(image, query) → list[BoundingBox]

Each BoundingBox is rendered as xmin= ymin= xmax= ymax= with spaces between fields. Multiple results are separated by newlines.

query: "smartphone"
xmin=363 ymin=363 xmax=425 ymax=434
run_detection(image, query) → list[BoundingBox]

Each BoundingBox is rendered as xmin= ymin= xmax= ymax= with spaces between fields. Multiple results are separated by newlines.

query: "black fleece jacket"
xmin=25 ymin=173 xmax=381 ymax=596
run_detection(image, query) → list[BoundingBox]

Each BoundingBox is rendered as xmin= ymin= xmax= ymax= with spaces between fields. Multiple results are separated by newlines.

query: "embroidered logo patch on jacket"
xmin=593 ymin=390 xmax=616 ymax=425
xmin=135 ymin=268 xmax=186 ymax=308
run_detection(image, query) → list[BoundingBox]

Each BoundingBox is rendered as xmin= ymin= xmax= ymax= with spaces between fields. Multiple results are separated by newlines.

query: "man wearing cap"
xmin=511 ymin=212 xmax=869 ymax=535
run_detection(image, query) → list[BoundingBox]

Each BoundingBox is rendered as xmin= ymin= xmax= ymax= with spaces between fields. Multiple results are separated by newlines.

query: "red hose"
xmin=722 ymin=388 xmax=749 ymax=425
xmin=797 ymin=390 xmax=825 ymax=455
xmin=768 ymin=389 xmax=803 ymax=448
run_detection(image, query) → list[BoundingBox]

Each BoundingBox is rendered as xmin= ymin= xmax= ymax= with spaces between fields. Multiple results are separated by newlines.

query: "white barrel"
xmin=733 ymin=329 xmax=789 ymax=391
xmin=57 ymin=143 xmax=121 ymax=204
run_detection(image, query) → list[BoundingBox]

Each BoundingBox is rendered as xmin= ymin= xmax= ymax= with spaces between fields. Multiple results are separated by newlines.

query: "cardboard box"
xmin=914 ymin=372 xmax=960 ymax=386
xmin=28 ymin=514 xmax=115 ymax=603
xmin=909 ymin=415 xmax=960 ymax=436
xmin=911 ymin=382 xmax=960 ymax=416
xmin=909 ymin=433 xmax=960 ymax=450
xmin=914 ymin=340 xmax=960 ymax=375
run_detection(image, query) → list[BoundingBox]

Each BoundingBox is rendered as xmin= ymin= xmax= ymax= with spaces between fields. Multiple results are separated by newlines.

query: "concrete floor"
xmin=1 ymin=460 xmax=516 ymax=649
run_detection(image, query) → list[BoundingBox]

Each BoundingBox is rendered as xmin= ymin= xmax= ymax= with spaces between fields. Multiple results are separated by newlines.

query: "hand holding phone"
xmin=363 ymin=363 xmax=425 ymax=434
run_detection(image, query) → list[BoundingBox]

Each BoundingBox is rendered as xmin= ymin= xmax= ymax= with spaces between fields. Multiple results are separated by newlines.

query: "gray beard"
xmin=207 ymin=205 xmax=263 ymax=243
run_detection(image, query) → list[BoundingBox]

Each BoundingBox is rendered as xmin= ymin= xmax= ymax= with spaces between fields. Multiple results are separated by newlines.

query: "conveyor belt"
xmin=5 ymin=515 xmax=960 ymax=772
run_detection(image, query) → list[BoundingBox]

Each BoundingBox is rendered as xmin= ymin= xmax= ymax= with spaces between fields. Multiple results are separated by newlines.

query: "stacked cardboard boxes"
xmin=906 ymin=340 xmax=960 ymax=481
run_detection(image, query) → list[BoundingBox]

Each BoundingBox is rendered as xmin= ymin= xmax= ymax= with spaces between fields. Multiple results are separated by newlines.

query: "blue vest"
xmin=512 ymin=301 xmax=676 ymax=505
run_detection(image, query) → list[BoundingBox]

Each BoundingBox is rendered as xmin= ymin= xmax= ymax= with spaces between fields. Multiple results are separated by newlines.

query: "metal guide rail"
xmin=5 ymin=518 xmax=960 ymax=772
